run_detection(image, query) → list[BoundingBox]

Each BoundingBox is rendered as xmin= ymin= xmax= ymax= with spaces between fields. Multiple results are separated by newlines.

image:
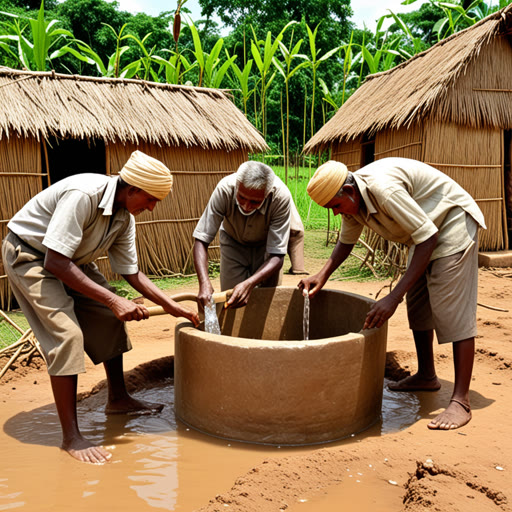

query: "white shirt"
xmin=339 ymin=158 xmax=486 ymax=261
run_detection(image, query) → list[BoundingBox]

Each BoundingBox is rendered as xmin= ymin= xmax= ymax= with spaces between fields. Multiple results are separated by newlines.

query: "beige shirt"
xmin=8 ymin=174 xmax=138 ymax=275
xmin=193 ymin=173 xmax=292 ymax=255
xmin=339 ymin=158 xmax=486 ymax=261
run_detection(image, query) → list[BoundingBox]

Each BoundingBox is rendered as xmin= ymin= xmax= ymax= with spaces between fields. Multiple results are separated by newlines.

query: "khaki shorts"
xmin=406 ymin=234 xmax=479 ymax=344
xmin=2 ymin=231 xmax=131 ymax=376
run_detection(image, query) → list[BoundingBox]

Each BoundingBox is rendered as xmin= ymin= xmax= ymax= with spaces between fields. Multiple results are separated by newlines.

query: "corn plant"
xmin=230 ymin=57 xmax=255 ymax=116
xmin=152 ymin=50 xmax=197 ymax=84
xmin=359 ymin=17 xmax=404 ymax=74
xmin=54 ymin=23 xmax=145 ymax=79
xmin=250 ymin=21 xmax=295 ymax=138
xmin=187 ymin=17 xmax=236 ymax=88
xmin=0 ymin=0 xmax=73 ymax=71
xmin=383 ymin=10 xmax=424 ymax=58
xmin=303 ymin=23 xmax=341 ymax=159
xmin=273 ymin=31 xmax=309 ymax=181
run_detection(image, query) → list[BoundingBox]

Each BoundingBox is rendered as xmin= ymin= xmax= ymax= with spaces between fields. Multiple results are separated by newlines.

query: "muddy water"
xmin=1 ymin=379 xmax=421 ymax=512
xmin=290 ymin=470 xmax=403 ymax=511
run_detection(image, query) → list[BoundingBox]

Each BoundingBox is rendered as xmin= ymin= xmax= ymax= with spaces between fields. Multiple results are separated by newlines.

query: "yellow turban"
xmin=307 ymin=160 xmax=348 ymax=206
xmin=120 ymin=151 xmax=173 ymax=200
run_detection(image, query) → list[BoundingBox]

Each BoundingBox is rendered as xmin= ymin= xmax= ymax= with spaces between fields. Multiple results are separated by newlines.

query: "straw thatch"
xmin=305 ymin=5 xmax=512 ymax=254
xmin=0 ymin=67 xmax=268 ymax=309
xmin=0 ymin=67 xmax=267 ymax=151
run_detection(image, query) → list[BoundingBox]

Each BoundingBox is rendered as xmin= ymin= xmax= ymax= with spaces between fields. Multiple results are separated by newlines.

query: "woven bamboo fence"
xmin=332 ymin=138 xmax=362 ymax=172
xmin=423 ymin=121 xmax=506 ymax=250
xmin=0 ymin=136 xmax=45 ymax=309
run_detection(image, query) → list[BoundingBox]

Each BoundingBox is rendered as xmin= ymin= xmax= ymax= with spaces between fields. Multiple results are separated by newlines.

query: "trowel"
xmin=146 ymin=289 xmax=232 ymax=334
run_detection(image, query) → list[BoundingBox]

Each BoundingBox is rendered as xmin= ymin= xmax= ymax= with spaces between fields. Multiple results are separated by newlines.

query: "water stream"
xmin=303 ymin=291 xmax=310 ymax=341
xmin=204 ymin=295 xmax=221 ymax=335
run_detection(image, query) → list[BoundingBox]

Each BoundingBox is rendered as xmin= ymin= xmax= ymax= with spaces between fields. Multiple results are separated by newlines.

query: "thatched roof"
xmin=0 ymin=67 xmax=267 ymax=152
xmin=305 ymin=4 xmax=512 ymax=153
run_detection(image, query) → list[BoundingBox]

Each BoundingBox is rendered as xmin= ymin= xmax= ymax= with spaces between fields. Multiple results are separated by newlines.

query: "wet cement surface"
xmin=1 ymin=378 xmax=428 ymax=512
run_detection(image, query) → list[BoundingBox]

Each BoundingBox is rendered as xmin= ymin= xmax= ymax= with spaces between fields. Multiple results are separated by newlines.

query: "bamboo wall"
xmin=505 ymin=131 xmax=512 ymax=246
xmin=374 ymin=124 xmax=424 ymax=161
xmin=0 ymin=136 xmax=45 ymax=309
xmin=331 ymin=138 xmax=362 ymax=171
xmin=423 ymin=121 xmax=506 ymax=250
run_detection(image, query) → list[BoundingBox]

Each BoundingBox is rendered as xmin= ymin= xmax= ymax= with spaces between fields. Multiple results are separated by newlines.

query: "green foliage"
xmin=0 ymin=313 xmax=30 ymax=349
xmin=0 ymin=0 xmax=74 ymax=70
xmin=271 ymin=164 xmax=333 ymax=230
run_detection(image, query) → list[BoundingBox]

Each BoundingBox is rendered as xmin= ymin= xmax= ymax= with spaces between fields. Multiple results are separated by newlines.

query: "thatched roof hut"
xmin=305 ymin=4 xmax=512 ymax=252
xmin=0 ymin=67 xmax=267 ymax=309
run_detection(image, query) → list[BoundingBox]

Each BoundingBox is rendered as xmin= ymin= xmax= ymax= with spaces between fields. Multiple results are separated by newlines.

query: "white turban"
xmin=120 ymin=151 xmax=173 ymax=200
xmin=307 ymin=160 xmax=348 ymax=206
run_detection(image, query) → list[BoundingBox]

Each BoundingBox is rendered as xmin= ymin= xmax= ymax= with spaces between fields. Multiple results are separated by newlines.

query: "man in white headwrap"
xmin=300 ymin=157 xmax=486 ymax=432
xmin=2 ymin=150 xmax=199 ymax=465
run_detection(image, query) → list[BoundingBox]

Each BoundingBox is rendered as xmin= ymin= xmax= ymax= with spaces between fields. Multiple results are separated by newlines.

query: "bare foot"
xmin=388 ymin=373 xmax=441 ymax=392
xmin=62 ymin=437 xmax=112 ymax=464
xmin=105 ymin=396 xmax=164 ymax=415
xmin=427 ymin=399 xmax=472 ymax=430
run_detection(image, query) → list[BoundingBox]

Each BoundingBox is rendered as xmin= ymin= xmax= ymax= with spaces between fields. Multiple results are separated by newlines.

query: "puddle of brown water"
xmin=0 ymin=379 xmax=427 ymax=512
xmin=289 ymin=468 xmax=403 ymax=511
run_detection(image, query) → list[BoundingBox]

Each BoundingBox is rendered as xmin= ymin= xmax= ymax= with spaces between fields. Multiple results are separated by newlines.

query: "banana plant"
xmin=0 ymin=0 xmax=74 ymax=71
xmin=432 ymin=0 xmax=486 ymax=40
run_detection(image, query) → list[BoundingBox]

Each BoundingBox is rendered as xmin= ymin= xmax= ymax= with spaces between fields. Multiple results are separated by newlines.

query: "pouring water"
xmin=204 ymin=295 xmax=221 ymax=335
xmin=303 ymin=290 xmax=310 ymax=341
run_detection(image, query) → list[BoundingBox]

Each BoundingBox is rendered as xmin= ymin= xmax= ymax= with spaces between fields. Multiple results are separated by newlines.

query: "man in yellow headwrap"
xmin=301 ymin=157 xmax=486 ymax=432
xmin=2 ymin=150 xmax=199 ymax=465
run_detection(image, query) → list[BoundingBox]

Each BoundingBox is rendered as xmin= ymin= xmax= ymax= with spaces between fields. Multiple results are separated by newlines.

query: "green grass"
xmin=272 ymin=165 xmax=340 ymax=232
xmin=0 ymin=313 xmax=30 ymax=350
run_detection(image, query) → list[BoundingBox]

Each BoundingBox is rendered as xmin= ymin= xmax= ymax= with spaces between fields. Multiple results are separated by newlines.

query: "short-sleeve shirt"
xmin=339 ymin=158 xmax=486 ymax=261
xmin=7 ymin=174 xmax=138 ymax=275
xmin=193 ymin=173 xmax=292 ymax=255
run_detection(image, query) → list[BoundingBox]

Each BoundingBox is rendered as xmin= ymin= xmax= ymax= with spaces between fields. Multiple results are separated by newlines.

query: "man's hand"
xmin=298 ymin=272 xmax=327 ymax=298
xmin=225 ymin=279 xmax=255 ymax=309
xmin=173 ymin=304 xmax=200 ymax=327
xmin=363 ymin=293 xmax=402 ymax=330
xmin=108 ymin=295 xmax=150 ymax=322
xmin=197 ymin=281 xmax=215 ymax=309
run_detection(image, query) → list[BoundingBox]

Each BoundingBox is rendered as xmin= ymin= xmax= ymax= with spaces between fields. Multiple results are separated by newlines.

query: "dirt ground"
xmin=1 ymin=264 xmax=511 ymax=512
